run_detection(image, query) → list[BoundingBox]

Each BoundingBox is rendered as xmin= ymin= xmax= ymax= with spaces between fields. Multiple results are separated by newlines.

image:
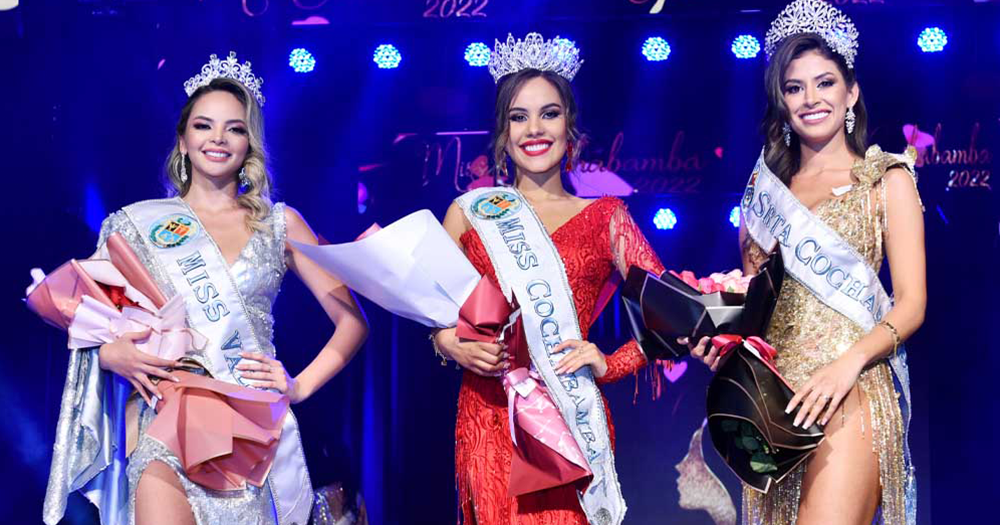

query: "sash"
xmin=741 ymin=151 xmax=917 ymax=523
xmin=457 ymin=187 xmax=626 ymax=525
xmin=741 ymin=151 xmax=891 ymax=333
xmin=122 ymin=198 xmax=312 ymax=525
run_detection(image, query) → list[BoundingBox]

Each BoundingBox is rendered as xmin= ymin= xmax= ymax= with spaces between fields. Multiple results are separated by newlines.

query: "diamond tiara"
xmin=183 ymin=51 xmax=266 ymax=107
xmin=488 ymin=32 xmax=583 ymax=84
xmin=765 ymin=0 xmax=859 ymax=69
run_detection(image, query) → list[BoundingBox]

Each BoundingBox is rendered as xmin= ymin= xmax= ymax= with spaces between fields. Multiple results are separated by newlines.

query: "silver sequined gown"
xmin=100 ymin=199 xmax=290 ymax=525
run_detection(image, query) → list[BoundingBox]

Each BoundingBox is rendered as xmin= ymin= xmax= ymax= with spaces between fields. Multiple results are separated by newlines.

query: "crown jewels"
xmin=488 ymin=32 xmax=583 ymax=83
xmin=184 ymin=51 xmax=266 ymax=107
xmin=765 ymin=0 xmax=859 ymax=68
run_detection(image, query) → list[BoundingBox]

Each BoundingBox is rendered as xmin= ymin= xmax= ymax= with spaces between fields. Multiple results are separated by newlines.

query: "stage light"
xmin=917 ymin=27 xmax=948 ymax=53
xmin=642 ymin=37 xmax=672 ymax=62
xmin=729 ymin=206 xmax=741 ymax=228
xmin=731 ymin=35 xmax=761 ymax=59
xmin=84 ymin=182 xmax=107 ymax=234
xmin=653 ymin=208 xmax=677 ymax=230
xmin=373 ymin=44 xmax=402 ymax=69
xmin=288 ymin=48 xmax=316 ymax=73
xmin=464 ymin=42 xmax=490 ymax=67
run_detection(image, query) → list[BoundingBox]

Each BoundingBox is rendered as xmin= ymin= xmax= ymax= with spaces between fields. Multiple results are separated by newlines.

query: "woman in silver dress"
xmin=42 ymin=53 xmax=368 ymax=525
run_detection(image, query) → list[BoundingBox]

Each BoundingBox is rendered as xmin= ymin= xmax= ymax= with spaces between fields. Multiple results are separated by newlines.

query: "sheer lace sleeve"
xmin=598 ymin=201 xmax=666 ymax=385
xmin=609 ymin=201 xmax=666 ymax=278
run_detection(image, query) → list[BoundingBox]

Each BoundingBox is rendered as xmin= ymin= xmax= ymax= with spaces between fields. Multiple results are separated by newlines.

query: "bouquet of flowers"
xmin=621 ymin=255 xmax=783 ymax=360
xmin=620 ymin=251 xmax=824 ymax=492
xmin=705 ymin=334 xmax=825 ymax=493
xmin=26 ymin=233 xmax=288 ymax=491
xmin=25 ymin=232 xmax=196 ymax=357
xmin=669 ymin=269 xmax=753 ymax=295
xmin=292 ymin=210 xmax=591 ymax=496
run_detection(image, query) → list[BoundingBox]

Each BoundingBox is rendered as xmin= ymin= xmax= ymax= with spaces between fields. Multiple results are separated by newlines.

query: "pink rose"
xmin=715 ymin=269 xmax=751 ymax=293
xmin=697 ymin=277 xmax=721 ymax=294
xmin=670 ymin=270 xmax=701 ymax=291
xmin=668 ymin=268 xmax=751 ymax=295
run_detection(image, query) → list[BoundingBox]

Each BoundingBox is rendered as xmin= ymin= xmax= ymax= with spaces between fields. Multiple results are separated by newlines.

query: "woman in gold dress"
xmin=692 ymin=1 xmax=925 ymax=523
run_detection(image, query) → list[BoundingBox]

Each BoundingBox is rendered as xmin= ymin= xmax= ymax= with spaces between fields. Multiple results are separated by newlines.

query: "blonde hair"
xmin=165 ymin=77 xmax=273 ymax=231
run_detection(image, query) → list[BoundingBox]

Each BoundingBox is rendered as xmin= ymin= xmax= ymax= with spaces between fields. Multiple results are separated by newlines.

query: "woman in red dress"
xmin=433 ymin=33 xmax=665 ymax=524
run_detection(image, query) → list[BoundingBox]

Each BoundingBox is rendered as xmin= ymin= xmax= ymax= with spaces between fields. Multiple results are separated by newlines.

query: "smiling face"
xmin=504 ymin=76 xmax=570 ymax=176
xmin=178 ymin=90 xmax=250 ymax=183
xmin=782 ymin=50 xmax=859 ymax=148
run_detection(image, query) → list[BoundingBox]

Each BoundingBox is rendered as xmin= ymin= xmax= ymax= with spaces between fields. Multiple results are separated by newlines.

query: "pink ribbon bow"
xmin=455 ymin=276 xmax=592 ymax=496
xmin=503 ymin=366 xmax=592 ymax=496
xmin=711 ymin=334 xmax=790 ymax=389
xmin=68 ymin=294 xmax=207 ymax=360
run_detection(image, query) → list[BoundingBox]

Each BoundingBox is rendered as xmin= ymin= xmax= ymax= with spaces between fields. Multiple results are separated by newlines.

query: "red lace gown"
xmin=456 ymin=197 xmax=666 ymax=524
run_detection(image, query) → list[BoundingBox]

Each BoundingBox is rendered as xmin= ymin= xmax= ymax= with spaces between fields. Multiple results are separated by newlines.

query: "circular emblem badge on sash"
xmin=470 ymin=190 xmax=522 ymax=221
xmin=742 ymin=170 xmax=759 ymax=210
xmin=149 ymin=213 xmax=200 ymax=249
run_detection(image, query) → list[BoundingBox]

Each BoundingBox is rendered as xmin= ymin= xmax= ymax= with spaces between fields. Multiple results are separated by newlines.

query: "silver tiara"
xmin=488 ymin=32 xmax=583 ymax=83
xmin=765 ymin=0 xmax=859 ymax=68
xmin=183 ymin=51 xmax=266 ymax=107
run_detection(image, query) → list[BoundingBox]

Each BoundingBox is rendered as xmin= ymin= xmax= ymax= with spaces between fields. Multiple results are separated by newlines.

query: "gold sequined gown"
xmin=741 ymin=146 xmax=918 ymax=525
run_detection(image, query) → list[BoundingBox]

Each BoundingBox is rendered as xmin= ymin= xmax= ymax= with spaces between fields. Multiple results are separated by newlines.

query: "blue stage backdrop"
xmin=2 ymin=1 xmax=998 ymax=524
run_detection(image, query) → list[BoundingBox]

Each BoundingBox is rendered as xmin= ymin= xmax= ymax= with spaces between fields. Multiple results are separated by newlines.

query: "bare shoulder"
xmin=283 ymin=204 xmax=309 ymax=229
xmin=883 ymin=166 xmax=913 ymax=183
xmin=282 ymin=204 xmax=318 ymax=243
xmin=442 ymin=200 xmax=472 ymax=243
xmin=883 ymin=166 xmax=919 ymax=192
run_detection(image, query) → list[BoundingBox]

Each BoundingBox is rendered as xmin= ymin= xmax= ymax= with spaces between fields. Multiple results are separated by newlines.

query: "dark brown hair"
xmin=762 ymin=33 xmax=868 ymax=186
xmin=491 ymin=69 xmax=582 ymax=183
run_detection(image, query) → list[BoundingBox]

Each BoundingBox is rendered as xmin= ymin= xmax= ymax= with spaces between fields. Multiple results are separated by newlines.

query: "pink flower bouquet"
xmin=621 ymin=255 xmax=784 ymax=360
xmin=670 ymin=269 xmax=753 ymax=295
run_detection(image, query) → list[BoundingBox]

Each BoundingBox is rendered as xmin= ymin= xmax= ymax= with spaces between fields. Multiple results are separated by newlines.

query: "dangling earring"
xmin=497 ymin=154 xmax=509 ymax=182
xmin=845 ymin=106 xmax=856 ymax=135
xmin=783 ymin=122 xmax=792 ymax=147
xmin=180 ymin=154 xmax=189 ymax=184
xmin=238 ymin=166 xmax=250 ymax=190
xmin=565 ymin=141 xmax=574 ymax=173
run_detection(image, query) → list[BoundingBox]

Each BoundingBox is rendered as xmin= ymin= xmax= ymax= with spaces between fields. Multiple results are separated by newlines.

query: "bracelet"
xmin=877 ymin=321 xmax=901 ymax=357
xmin=429 ymin=329 xmax=449 ymax=367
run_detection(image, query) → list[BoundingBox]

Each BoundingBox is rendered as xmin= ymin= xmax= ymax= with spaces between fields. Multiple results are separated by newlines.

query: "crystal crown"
xmin=488 ymin=33 xmax=583 ymax=83
xmin=765 ymin=0 xmax=859 ymax=69
xmin=184 ymin=51 xmax=266 ymax=107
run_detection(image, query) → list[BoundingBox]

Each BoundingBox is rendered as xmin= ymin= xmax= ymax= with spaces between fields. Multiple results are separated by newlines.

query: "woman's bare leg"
xmin=797 ymin=386 xmax=881 ymax=525
xmin=134 ymin=460 xmax=196 ymax=525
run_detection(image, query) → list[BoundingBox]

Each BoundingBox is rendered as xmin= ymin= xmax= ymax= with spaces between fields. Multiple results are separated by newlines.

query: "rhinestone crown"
xmin=765 ymin=0 xmax=859 ymax=68
xmin=488 ymin=32 xmax=583 ymax=84
xmin=183 ymin=51 xmax=266 ymax=107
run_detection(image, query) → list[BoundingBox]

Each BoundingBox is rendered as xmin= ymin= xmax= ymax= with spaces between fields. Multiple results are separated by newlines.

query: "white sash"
xmin=123 ymin=198 xmax=312 ymax=525
xmin=457 ymin=187 xmax=626 ymax=525
xmin=740 ymin=151 xmax=891 ymax=332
